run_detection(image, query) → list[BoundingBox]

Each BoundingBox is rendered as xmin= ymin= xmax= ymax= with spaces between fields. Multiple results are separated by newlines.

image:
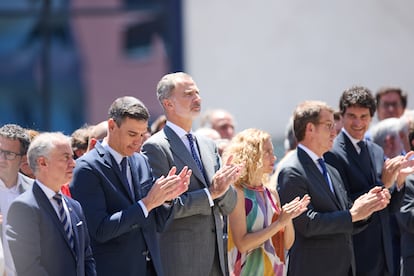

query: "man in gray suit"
xmin=0 ymin=124 xmax=33 ymax=276
xmin=142 ymin=72 xmax=242 ymax=276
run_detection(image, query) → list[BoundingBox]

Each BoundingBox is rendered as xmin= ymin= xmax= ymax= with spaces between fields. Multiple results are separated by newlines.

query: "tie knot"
xmin=317 ymin=158 xmax=327 ymax=171
xmin=53 ymin=193 xmax=63 ymax=204
xmin=186 ymin=133 xmax=194 ymax=142
xmin=357 ymin=140 xmax=365 ymax=148
xmin=120 ymin=157 xmax=128 ymax=171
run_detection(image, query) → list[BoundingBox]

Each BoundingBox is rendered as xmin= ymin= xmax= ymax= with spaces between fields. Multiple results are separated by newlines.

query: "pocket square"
xmin=76 ymin=221 xmax=83 ymax=226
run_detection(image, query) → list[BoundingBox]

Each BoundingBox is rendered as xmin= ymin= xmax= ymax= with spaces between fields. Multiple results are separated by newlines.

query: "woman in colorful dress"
xmin=224 ymin=128 xmax=310 ymax=276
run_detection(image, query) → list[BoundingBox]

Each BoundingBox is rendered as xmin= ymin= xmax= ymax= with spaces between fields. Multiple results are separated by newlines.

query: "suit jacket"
xmin=142 ymin=125 xmax=237 ymax=276
xmin=6 ymin=181 xmax=96 ymax=276
xmin=277 ymin=147 xmax=365 ymax=276
xmin=70 ymin=142 xmax=171 ymax=276
xmin=396 ymin=174 xmax=414 ymax=275
xmin=324 ymin=131 xmax=404 ymax=275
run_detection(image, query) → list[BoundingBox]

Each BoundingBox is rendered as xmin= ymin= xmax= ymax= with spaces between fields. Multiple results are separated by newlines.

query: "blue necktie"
xmin=186 ymin=133 xmax=205 ymax=174
xmin=53 ymin=193 xmax=74 ymax=249
xmin=317 ymin=158 xmax=334 ymax=193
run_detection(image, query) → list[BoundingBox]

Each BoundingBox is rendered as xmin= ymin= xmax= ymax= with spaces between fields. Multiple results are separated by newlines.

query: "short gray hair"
xmin=370 ymin=117 xmax=406 ymax=148
xmin=156 ymin=72 xmax=192 ymax=105
xmin=28 ymin=132 xmax=71 ymax=174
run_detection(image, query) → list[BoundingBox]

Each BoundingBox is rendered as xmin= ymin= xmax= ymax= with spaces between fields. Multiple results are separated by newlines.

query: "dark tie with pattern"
xmin=317 ymin=158 xmax=334 ymax=193
xmin=121 ymin=157 xmax=135 ymax=200
xmin=53 ymin=193 xmax=74 ymax=249
xmin=186 ymin=133 xmax=205 ymax=174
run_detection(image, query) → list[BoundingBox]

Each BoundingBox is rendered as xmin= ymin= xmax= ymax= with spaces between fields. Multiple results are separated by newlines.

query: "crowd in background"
xmin=1 ymin=75 xmax=414 ymax=276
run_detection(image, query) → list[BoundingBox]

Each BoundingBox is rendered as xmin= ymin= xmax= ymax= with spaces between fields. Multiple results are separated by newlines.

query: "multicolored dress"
xmin=228 ymin=186 xmax=286 ymax=276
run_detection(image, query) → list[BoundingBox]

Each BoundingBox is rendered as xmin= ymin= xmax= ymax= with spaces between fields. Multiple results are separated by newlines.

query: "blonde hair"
xmin=222 ymin=128 xmax=271 ymax=188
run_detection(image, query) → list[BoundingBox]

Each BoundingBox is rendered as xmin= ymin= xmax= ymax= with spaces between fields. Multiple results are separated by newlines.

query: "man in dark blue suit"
xmin=325 ymin=86 xmax=414 ymax=276
xmin=6 ymin=132 xmax=96 ymax=276
xmin=278 ymin=100 xmax=390 ymax=276
xmin=70 ymin=96 xmax=191 ymax=276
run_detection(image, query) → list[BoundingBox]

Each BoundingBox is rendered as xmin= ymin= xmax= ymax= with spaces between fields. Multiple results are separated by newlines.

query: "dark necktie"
xmin=121 ymin=157 xmax=135 ymax=200
xmin=186 ymin=133 xmax=204 ymax=174
xmin=357 ymin=140 xmax=374 ymax=184
xmin=53 ymin=193 xmax=74 ymax=249
xmin=317 ymin=158 xmax=334 ymax=193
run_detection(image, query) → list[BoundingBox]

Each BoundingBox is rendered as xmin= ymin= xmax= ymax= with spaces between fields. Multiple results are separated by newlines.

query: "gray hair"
xmin=156 ymin=72 xmax=192 ymax=105
xmin=28 ymin=132 xmax=71 ymax=174
xmin=0 ymin=124 xmax=31 ymax=155
xmin=370 ymin=117 xmax=406 ymax=148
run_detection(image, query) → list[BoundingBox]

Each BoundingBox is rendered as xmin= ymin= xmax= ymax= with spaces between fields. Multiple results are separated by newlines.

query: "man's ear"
xmin=162 ymin=99 xmax=173 ymax=110
xmin=108 ymin=118 xmax=116 ymax=131
xmin=38 ymin=156 xmax=47 ymax=168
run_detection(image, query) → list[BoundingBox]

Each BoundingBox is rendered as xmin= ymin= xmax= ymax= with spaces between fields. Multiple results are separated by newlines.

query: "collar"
xmin=0 ymin=173 xmax=28 ymax=192
xmin=36 ymin=180 xmax=61 ymax=200
xmin=298 ymin=144 xmax=321 ymax=164
xmin=342 ymin=129 xmax=363 ymax=152
xmin=101 ymin=140 xmax=124 ymax=165
xmin=166 ymin=121 xmax=194 ymax=139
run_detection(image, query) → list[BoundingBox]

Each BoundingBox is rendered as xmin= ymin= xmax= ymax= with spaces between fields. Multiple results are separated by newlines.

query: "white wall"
xmin=183 ymin=0 xmax=414 ymax=141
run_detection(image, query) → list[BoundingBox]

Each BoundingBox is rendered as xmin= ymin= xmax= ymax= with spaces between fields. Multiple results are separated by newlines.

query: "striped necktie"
xmin=53 ymin=193 xmax=74 ymax=249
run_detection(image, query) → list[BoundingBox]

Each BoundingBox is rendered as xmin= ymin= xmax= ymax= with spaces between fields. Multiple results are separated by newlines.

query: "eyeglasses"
xmin=0 ymin=149 xmax=23 ymax=160
xmin=316 ymin=121 xmax=336 ymax=131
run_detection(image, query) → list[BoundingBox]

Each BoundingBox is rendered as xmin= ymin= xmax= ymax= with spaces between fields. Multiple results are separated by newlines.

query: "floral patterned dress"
xmin=228 ymin=186 xmax=286 ymax=276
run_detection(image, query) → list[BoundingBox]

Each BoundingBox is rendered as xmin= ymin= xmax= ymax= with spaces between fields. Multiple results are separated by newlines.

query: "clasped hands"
xmin=350 ymin=186 xmax=390 ymax=222
xmin=278 ymin=195 xmax=311 ymax=227
xmin=209 ymin=155 xmax=244 ymax=200
xmin=142 ymin=166 xmax=192 ymax=212
xmin=382 ymin=151 xmax=414 ymax=189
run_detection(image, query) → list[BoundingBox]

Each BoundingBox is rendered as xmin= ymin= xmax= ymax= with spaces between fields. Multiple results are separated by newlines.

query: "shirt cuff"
xmin=204 ymin=188 xmax=214 ymax=207
xmin=138 ymin=200 xmax=149 ymax=218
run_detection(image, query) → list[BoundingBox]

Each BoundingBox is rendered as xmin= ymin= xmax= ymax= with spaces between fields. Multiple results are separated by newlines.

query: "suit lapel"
xmin=341 ymin=133 xmax=375 ymax=186
xmin=32 ymin=182 xmax=76 ymax=256
xmin=196 ymin=135 xmax=215 ymax=185
xmin=164 ymin=126 xmax=208 ymax=187
xmin=96 ymin=143 xmax=135 ymax=202
xmin=298 ymin=149 xmax=342 ymax=209
xmin=326 ymin=165 xmax=348 ymax=210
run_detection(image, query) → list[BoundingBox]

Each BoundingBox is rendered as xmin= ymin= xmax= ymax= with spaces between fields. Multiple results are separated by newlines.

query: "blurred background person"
xmin=71 ymin=124 xmax=92 ymax=160
xmin=376 ymin=86 xmax=408 ymax=121
xmin=87 ymin=121 xmax=108 ymax=152
xmin=200 ymin=109 xmax=236 ymax=140
xmin=150 ymin=115 xmax=167 ymax=135
xmin=19 ymin=129 xmax=39 ymax=179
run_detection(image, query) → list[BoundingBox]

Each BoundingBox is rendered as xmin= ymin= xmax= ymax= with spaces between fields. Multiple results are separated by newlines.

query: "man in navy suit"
xmin=6 ymin=132 xmax=96 ymax=276
xmin=325 ymin=86 xmax=414 ymax=275
xmin=278 ymin=100 xmax=391 ymax=276
xmin=70 ymin=96 xmax=191 ymax=276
